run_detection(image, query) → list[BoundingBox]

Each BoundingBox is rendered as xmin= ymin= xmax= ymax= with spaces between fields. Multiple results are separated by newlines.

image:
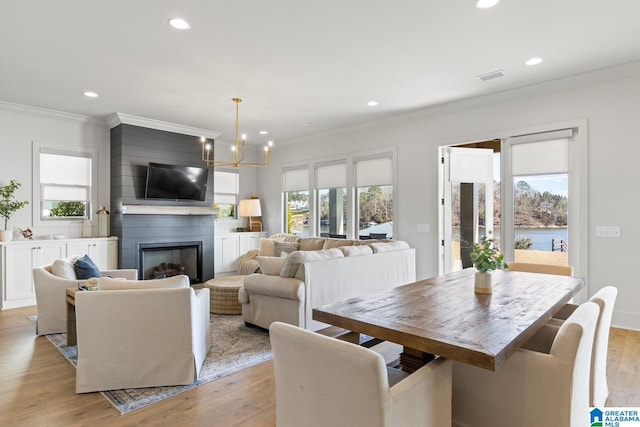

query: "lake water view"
xmin=456 ymin=227 xmax=568 ymax=252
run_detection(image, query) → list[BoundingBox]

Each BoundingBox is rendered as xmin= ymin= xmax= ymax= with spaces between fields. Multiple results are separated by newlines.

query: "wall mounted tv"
xmin=145 ymin=162 xmax=209 ymax=201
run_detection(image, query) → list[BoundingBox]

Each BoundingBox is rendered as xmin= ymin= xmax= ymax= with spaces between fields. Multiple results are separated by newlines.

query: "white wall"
xmin=0 ymin=103 xmax=110 ymax=238
xmin=255 ymin=61 xmax=640 ymax=330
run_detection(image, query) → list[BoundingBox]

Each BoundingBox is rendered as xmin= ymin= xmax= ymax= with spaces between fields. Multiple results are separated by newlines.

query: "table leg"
xmin=400 ymin=346 xmax=436 ymax=373
xmin=66 ymin=296 xmax=77 ymax=346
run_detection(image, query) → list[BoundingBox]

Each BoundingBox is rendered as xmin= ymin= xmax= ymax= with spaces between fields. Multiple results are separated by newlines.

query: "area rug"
xmin=31 ymin=314 xmax=272 ymax=414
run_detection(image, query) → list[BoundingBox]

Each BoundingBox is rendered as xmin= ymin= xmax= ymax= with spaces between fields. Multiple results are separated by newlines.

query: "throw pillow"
xmin=339 ymin=245 xmax=373 ymax=257
xmin=51 ymin=255 xmax=79 ymax=279
xmin=280 ymin=248 xmax=345 ymax=280
xmin=273 ymin=241 xmax=299 ymax=257
xmin=298 ymin=237 xmax=326 ymax=251
xmin=258 ymin=238 xmax=275 ymax=257
xmin=256 ymin=256 xmax=287 ymax=276
xmin=322 ymin=238 xmax=357 ymax=249
xmin=370 ymin=240 xmax=410 ymax=253
xmin=74 ymin=254 xmax=103 ymax=280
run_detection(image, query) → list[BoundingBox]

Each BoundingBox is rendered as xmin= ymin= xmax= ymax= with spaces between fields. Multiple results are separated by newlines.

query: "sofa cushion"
xmin=258 ymin=238 xmax=275 ymax=257
xmin=98 ymin=274 xmax=190 ymax=290
xmin=51 ymin=255 xmax=79 ymax=279
xmin=370 ymin=240 xmax=410 ymax=253
xmin=298 ymin=237 xmax=326 ymax=251
xmin=74 ymin=255 xmax=103 ymax=280
xmin=274 ymin=241 xmax=300 ymax=257
xmin=339 ymin=245 xmax=374 ymax=257
xmin=280 ymin=248 xmax=345 ymax=280
xmin=257 ymin=256 xmax=287 ymax=276
xmin=323 ymin=238 xmax=357 ymax=249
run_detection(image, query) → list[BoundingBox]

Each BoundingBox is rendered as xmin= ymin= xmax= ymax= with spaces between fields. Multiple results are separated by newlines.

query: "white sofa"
xmin=239 ymin=236 xmax=416 ymax=331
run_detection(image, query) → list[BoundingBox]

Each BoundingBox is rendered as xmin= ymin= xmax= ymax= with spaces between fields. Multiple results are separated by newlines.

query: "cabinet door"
xmin=4 ymin=244 xmax=36 ymax=302
xmin=238 ymin=232 xmax=264 ymax=255
xmin=37 ymin=242 xmax=66 ymax=267
xmin=214 ymin=235 xmax=240 ymax=274
xmin=3 ymin=242 xmax=64 ymax=306
xmin=67 ymin=239 xmax=117 ymax=270
xmin=221 ymin=236 xmax=239 ymax=273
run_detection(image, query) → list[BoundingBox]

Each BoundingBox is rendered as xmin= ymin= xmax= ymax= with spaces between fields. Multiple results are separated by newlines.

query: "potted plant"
xmin=0 ymin=180 xmax=29 ymax=242
xmin=469 ymin=237 xmax=507 ymax=294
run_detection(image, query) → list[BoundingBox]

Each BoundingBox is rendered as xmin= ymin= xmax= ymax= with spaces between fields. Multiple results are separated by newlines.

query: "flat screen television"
xmin=145 ymin=162 xmax=209 ymax=201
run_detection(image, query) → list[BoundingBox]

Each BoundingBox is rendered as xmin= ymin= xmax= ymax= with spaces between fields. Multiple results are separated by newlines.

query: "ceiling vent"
xmin=477 ymin=70 xmax=505 ymax=82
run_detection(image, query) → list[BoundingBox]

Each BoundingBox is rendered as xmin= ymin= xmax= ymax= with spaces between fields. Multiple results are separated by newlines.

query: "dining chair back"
xmin=270 ymin=321 xmax=452 ymax=427
xmin=507 ymin=262 xmax=573 ymax=276
xmin=453 ymin=301 xmax=599 ymax=427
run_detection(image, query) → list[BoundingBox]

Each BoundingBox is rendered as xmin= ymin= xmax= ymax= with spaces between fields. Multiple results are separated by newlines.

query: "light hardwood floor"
xmin=1 ymin=306 xmax=639 ymax=426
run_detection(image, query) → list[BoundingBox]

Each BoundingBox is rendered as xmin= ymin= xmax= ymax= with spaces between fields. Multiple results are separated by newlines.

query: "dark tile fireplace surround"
xmin=110 ymin=123 xmax=215 ymax=282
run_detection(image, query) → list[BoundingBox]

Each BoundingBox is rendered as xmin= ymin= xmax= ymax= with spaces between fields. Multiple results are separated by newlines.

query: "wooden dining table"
xmin=312 ymin=268 xmax=584 ymax=372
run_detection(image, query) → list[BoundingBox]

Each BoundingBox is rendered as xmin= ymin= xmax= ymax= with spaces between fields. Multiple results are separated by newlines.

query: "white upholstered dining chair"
xmin=269 ymin=321 xmax=452 ymax=427
xmin=452 ymin=301 xmax=599 ymax=427
xmin=544 ymin=286 xmax=618 ymax=406
xmin=507 ymin=262 xmax=574 ymax=276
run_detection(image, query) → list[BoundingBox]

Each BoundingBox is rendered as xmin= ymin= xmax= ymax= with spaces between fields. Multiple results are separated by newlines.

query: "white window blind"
xmin=316 ymin=163 xmax=346 ymax=189
xmin=213 ymin=171 xmax=238 ymax=204
xmin=40 ymin=151 xmax=91 ymax=201
xmin=356 ymin=157 xmax=392 ymax=186
xmin=511 ymin=137 xmax=570 ymax=176
xmin=283 ymin=168 xmax=309 ymax=192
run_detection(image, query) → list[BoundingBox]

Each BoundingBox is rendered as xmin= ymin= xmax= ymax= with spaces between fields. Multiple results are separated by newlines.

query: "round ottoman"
xmin=203 ymin=275 xmax=245 ymax=315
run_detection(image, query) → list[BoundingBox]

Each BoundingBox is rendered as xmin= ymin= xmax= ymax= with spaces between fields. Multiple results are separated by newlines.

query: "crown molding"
xmin=0 ymin=101 xmax=104 ymax=124
xmin=107 ymin=113 xmax=220 ymax=139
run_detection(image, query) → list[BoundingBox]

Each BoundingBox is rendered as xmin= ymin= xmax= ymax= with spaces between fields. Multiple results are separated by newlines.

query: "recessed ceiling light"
xmin=526 ymin=57 xmax=543 ymax=66
xmin=259 ymin=130 xmax=268 ymax=135
xmin=476 ymin=0 xmax=500 ymax=8
xmin=367 ymin=101 xmax=379 ymax=107
xmin=84 ymin=91 xmax=98 ymax=98
xmin=168 ymin=18 xmax=191 ymax=30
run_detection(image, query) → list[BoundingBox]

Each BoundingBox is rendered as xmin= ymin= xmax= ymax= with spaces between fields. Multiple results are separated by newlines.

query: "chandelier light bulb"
xmin=268 ymin=140 xmax=274 ymax=147
xmin=231 ymin=146 xmax=236 ymax=152
xmin=205 ymin=143 xmax=211 ymax=151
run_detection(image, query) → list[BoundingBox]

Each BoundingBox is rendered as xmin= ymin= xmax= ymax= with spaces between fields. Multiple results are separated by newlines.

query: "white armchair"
xmin=75 ymin=275 xmax=211 ymax=393
xmin=269 ymin=321 xmax=452 ymax=427
xmin=33 ymin=262 xmax=137 ymax=335
xmin=452 ymin=302 xmax=599 ymax=427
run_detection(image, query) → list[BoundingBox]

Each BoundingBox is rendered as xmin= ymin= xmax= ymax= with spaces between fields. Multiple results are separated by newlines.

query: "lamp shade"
xmin=238 ymin=199 xmax=262 ymax=217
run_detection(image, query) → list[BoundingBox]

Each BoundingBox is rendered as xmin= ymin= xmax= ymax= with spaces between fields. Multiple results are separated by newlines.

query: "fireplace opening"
xmin=138 ymin=241 xmax=203 ymax=284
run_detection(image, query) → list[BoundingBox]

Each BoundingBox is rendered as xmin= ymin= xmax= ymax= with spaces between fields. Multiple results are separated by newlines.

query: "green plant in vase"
xmin=0 ymin=180 xmax=29 ymax=242
xmin=469 ymin=237 xmax=507 ymax=294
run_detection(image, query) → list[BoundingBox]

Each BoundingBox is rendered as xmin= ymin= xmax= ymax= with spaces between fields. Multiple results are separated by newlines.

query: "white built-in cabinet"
xmin=214 ymin=232 xmax=265 ymax=276
xmin=0 ymin=237 xmax=118 ymax=310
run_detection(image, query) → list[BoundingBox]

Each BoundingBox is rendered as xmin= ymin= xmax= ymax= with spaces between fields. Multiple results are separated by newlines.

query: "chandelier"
xmin=201 ymin=98 xmax=273 ymax=167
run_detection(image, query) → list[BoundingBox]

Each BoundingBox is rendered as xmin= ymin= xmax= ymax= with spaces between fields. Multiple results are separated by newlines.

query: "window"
xmin=213 ymin=170 xmax=239 ymax=218
xmin=39 ymin=149 xmax=92 ymax=220
xmin=283 ymin=168 xmax=310 ymax=237
xmin=509 ymin=133 xmax=571 ymax=265
xmin=356 ymin=157 xmax=393 ymax=239
xmin=316 ymin=163 xmax=347 ymax=237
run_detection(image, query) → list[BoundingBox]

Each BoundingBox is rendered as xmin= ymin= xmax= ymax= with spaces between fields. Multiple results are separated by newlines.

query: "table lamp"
xmin=238 ymin=198 xmax=262 ymax=231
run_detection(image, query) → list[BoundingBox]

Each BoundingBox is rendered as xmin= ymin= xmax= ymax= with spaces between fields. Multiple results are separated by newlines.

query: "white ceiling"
xmin=2 ymin=0 xmax=640 ymax=145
